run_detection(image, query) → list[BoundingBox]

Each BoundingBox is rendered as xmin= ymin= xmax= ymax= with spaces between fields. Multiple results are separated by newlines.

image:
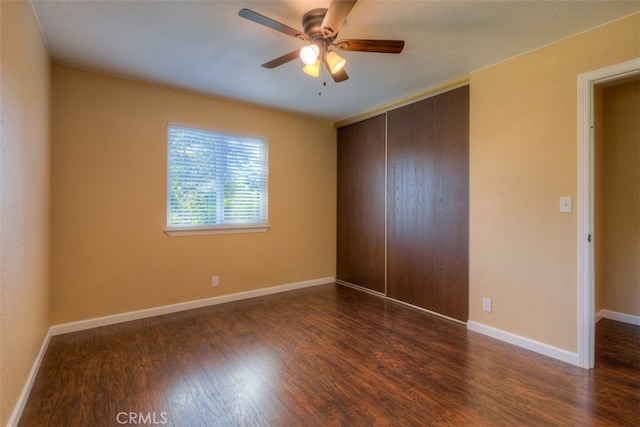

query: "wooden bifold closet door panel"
xmin=337 ymin=114 xmax=386 ymax=293
xmin=387 ymin=86 xmax=469 ymax=321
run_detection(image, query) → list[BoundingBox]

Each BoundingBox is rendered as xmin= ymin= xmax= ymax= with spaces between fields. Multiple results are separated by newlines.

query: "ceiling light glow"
xmin=300 ymin=44 xmax=320 ymax=65
xmin=303 ymin=60 xmax=321 ymax=77
xmin=325 ymin=51 xmax=346 ymax=74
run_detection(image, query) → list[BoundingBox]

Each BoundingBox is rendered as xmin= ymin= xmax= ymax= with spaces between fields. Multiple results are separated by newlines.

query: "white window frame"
xmin=165 ymin=123 xmax=270 ymax=236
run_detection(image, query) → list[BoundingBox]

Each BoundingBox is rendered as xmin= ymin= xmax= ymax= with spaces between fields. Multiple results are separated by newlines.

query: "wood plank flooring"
xmin=19 ymin=284 xmax=640 ymax=426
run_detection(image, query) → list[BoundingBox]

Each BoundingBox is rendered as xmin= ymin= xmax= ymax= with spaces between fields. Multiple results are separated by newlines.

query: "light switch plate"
xmin=560 ymin=196 xmax=572 ymax=213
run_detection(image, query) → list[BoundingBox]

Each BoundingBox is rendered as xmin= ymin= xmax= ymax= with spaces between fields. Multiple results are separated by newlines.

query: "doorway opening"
xmin=577 ymin=58 xmax=640 ymax=369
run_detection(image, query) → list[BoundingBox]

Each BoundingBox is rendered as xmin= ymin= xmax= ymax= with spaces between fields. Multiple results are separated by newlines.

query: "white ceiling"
xmin=31 ymin=1 xmax=639 ymax=122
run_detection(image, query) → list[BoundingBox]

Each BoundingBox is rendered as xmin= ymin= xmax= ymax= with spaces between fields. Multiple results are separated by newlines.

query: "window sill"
xmin=165 ymin=224 xmax=271 ymax=237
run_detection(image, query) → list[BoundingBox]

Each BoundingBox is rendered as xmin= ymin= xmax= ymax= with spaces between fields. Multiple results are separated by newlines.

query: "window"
xmin=166 ymin=124 xmax=269 ymax=236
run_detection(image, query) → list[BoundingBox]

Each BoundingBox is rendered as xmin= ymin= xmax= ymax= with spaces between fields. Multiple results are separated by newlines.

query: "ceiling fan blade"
xmin=335 ymin=39 xmax=405 ymax=54
xmin=261 ymin=50 xmax=300 ymax=69
xmin=321 ymin=0 xmax=357 ymax=38
xmin=239 ymin=8 xmax=308 ymax=41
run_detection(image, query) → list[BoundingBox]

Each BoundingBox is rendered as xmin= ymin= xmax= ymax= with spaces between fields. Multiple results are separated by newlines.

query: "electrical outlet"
xmin=482 ymin=297 xmax=492 ymax=313
xmin=212 ymin=276 xmax=219 ymax=287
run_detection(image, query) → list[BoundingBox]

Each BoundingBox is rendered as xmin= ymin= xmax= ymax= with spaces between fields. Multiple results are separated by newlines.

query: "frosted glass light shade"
xmin=300 ymin=44 xmax=320 ymax=65
xmin=303 ymin=60 xmax=321 ymax=77
xmin=325 ymin=51 xmax=346 ymax=74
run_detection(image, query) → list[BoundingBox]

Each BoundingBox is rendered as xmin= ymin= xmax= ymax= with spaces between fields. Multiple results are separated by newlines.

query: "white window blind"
xmin=167 ymin=124 xmax=268 ymax=233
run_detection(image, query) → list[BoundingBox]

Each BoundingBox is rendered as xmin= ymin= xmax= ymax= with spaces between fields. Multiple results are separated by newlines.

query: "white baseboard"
xmin=596 ymin=309 xmax=640 ymax=326
xmin=9 ymin=277 xmax=333 ymax=426
xmin=50 ymin=277 xmax=334 ymax=336
xmin=467 ymin=321 xmax=580 ymax=367
xmin=7 ymin=330 xmax=52 ymax=427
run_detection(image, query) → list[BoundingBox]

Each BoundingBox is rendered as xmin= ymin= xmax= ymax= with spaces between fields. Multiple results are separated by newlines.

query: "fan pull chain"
xmin=318 ymin=81 xmax=327 ymax=96
xmin=316 ymin=64 xmax=327 ymax=96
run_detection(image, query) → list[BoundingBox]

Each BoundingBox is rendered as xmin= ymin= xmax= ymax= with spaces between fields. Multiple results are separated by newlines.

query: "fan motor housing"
xmin=302 ymin=8 xmax=329 ymax=40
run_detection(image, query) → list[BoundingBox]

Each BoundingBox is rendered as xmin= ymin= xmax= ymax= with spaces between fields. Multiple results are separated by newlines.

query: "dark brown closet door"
xmin=387 ymin=86 xmax=469 ymax=321
xmin=337 ymin=114 xmax=386 ymax=293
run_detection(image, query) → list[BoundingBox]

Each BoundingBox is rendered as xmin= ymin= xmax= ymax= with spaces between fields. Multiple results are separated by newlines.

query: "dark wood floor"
xmin=19 ymin=284 xmax=640 ymax=426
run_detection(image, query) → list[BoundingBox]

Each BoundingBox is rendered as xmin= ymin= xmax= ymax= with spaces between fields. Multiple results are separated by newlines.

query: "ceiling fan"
xmin=238 ymin=0 xmax=404 ymax=83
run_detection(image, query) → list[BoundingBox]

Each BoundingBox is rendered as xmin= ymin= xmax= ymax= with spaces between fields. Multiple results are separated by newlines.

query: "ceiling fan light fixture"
xmin=302 ymin=59 xmax=321 ymax=77
xmin=240 ymin=1 xmax=405 ymax=84
xmin=326 ymin=50 xmax=346 ymax=74
xmin=300 ymin=44 xmax=320 ymax=65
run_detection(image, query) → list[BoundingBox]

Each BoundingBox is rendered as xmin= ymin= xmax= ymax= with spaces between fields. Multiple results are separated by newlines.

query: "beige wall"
xmin=469 ymin=13 xmax=639 ymax=352
xmin=595 ymin=79 xmax=640 ymax=316
xmin=0 ymin=1 xmax=51 ymax=424
xmin=50 ymin=65 xmax=336 ymax=324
